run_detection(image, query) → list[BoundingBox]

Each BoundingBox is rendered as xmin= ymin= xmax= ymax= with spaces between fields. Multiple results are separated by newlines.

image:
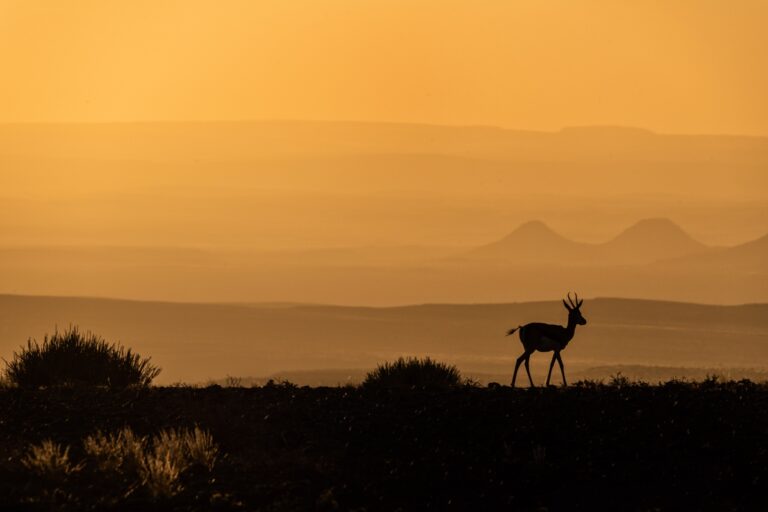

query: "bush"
xmin=608 ymin=372 xmax=631 ymax=388
xmin=362 ymin=357 xmax=464 ymax=390
xmin=85 ymin=426 xmax=218 ymax=500
xmin=22 ymin=439 xmax=80 ymax=478
xmin=3 ymin=326 xmax=160 ymax=388
xmin=21 ymin=439 xmax=82 ymax=506
xmin=23 ymin=426 xmax=219 ymax=507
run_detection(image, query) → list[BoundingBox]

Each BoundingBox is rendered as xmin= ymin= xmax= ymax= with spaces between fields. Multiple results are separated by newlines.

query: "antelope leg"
xmin=556 ymin=352 xmax=567 ymax=386
xmin=546 ymin=352 xmax=558 ymax=386
xmin=524 ymin=355 xmax=534 ymax=388
xmin=511 ymin=353 xmax=526 ymax=387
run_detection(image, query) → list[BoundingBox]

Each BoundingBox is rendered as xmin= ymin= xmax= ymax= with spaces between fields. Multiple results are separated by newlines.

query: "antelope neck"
xmin=564 ymin=317 xmax=579 ymax=341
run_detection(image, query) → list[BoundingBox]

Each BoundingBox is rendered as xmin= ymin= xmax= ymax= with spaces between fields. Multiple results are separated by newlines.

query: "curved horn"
xmin=566 ymin=292 xmax=577 ymax=309
xmin=575 ymin=292 xmax=583 ymax=308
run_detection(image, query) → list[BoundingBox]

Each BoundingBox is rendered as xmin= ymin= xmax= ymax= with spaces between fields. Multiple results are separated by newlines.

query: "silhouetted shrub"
xmin=224 ymin=375 xmax=243 ymax=387
xmin=362 ymin=357 xmax=464 ymax=390
xmin=3 ymin=326 xmax=160 ymax=388
xmin=263 ymin=378 xmax=298 ymax=390
xmin=608 ymin=372 xmax=631 ymax=388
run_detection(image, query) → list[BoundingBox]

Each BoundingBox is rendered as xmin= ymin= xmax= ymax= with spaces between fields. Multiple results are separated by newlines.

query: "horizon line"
xmin=0 ymin=118 xmax=766 ymax=139
xmin=1 ymin=291 xmax=764 ymax=309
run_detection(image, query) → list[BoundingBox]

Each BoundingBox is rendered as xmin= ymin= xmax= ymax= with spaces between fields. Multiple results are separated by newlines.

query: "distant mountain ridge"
xmin=603 ymin=218 xmax=708 ymax=264
xmin=467 ymin=221 xmax=590 ymax=263
xmin=0 ymin=218 xmax=765 ymax=305
xmin=1 ymin=120 xmax=766 ymax=164
xmin=653 ymin=231 xmax=768 ymax=273
xmin=469 ymin=218 xmax=714 ymax=265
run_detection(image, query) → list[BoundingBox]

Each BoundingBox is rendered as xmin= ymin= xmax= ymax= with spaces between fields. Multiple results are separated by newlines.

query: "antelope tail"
xmin=506 ymin=326 xmax=521 ymax=336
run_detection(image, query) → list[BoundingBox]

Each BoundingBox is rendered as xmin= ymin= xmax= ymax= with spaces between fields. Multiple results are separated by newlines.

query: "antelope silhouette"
xmin=507 ymin=293 xmax=587 ymax=387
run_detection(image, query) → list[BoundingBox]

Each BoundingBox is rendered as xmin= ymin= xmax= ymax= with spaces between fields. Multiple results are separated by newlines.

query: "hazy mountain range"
xmin=1 ymin=121 xmax=765 ymax=304
xmin=2 ymin=121 xmax=766 ymax=251
xmin=0 ymin=217 xmax=765 ymax=305
xmin=2 ymin=122 xmax=766 ymax=172
xmin=467 ymin=217 xmax=708 ymax=265
xmin=467 ymin=217 xmax=766 ymax=271
xmin=1 ymin=216 xmax=760 ymax=268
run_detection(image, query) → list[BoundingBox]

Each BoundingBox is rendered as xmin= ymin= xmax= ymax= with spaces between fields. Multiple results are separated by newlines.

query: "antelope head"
xmin=563 ymin=292 xmax=587 ymax=325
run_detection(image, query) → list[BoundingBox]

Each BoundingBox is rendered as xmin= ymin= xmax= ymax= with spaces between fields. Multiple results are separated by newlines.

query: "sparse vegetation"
xmin=84 ymin=427 xmax=146 ymax=475
xmin=224 ymin=375 xmax=243 ymax=387
xmin=362 ymin=356 xmax=465 ymax=390
xmin=262 ymin=378 xmax=299 ymax=390
xmin=22 ymin=439 xmax=80 ymax=478
xmin=21 ymin=426 xmax=219 ymax=508
xmin=608 ymin=371 xmax=631 ymax=387
xmin=3 ymin=378 xmax=768 ymax=510
xmin=21 ymin=440 xmax=81 ymax=506
xmin=3 ymin=326 xmax=160 ymax=388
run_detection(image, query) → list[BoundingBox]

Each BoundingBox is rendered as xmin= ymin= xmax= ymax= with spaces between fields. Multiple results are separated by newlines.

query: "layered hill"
xmin=2 ymin=121 xmax=766 ymax=253
xmin=2 ymin=122 xmax=766 ymax=203
xmin=1 ymin=294 xmax=766 ymax=384
xmin=655 ymin=232 xmax=768 ymax=273
xmin=1 ymin=121 xmax=766 ymax=165
xmin=0 ymin=219 xmax=765 ymax=305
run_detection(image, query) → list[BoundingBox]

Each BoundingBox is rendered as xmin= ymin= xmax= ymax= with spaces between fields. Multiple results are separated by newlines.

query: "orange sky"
xmin=0 ymin=0 xmax=766 ymax=134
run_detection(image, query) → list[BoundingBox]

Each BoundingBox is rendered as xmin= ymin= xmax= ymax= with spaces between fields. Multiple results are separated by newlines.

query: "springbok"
xmin=507 ymin=293 xmax=587 ymax=387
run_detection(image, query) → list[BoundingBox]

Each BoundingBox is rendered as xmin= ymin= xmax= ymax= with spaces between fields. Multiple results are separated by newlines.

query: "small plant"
xmin=85 ymin=426 xmax=218 ymax=493
xmin=21 ymin=440 xmax=81 ymax=506
xmin=22 ymin=426 xmax=220 ymax=506
xmin=84 ymin=427 xmax=150 ymax=503
xmin=178 ymin=427 xmax=219 ymax=471
xmin=141 ymin=451 xmax=183 ymax=499
xmin=608 ymin=372 xmax=631 ymax=388
xmin=263 ymin=379 xmax=298 ymax=390
xmin=152 ymin=426 xmax=219 ymax=473
xmin=84 ymin=428 xmax=147 ymax=474
xmin=22 ymin=440 xmax=80 ymax=478
xmin=573 ymin=378 xmax=604 ymax=389
xmin=362 ymin=357 xmax=464 ymax=390
xmin=224 ymin=375 xmax=243 ymax=387
xmin=3 ymin=326 xmax=160 ymax=388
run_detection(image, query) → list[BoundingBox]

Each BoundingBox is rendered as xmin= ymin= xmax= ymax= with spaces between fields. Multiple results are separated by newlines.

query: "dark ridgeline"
xmin=508 ymin=293 xmax=587 ymax=387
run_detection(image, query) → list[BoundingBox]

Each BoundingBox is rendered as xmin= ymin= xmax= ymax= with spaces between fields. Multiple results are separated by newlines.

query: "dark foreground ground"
xmin=2 ymin=380 xmax=768 ymax=511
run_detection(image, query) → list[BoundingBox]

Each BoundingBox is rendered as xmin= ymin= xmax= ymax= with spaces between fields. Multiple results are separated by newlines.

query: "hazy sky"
xmin=1 ymin=0 xmax=766 ymax=134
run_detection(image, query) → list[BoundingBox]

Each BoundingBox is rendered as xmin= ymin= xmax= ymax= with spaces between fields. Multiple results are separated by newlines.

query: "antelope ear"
xmin=562 ymin=299 xmax=572 ymax=311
